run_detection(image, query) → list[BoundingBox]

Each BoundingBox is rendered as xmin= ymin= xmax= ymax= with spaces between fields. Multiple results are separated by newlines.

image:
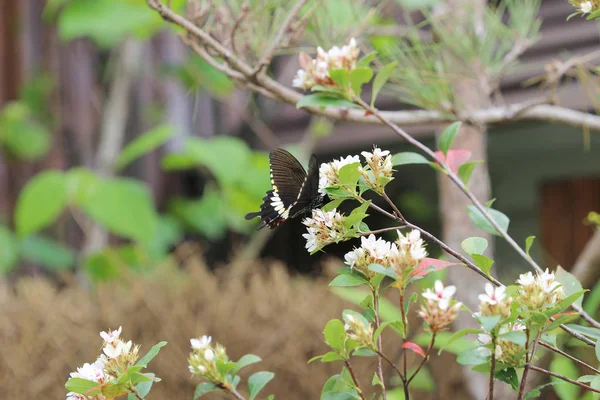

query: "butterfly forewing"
xmin=290 ymin=155 xmax=320 ymax=218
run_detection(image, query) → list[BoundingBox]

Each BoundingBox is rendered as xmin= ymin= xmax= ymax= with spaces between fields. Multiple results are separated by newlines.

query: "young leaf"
xmin=115 ymin=125 xmax=175 ymax=170
xmin=525 ymin=236 xmax=536 ymax=256
xmin=321 ymin=352 xmax=345 ymax=363
xmin=498 ymin=331 xmax=526 ymax=346
xmin=371 ymin=61 xmax=398 ymax=107
xmin=329 ymin=69 xmax=350 ymax=91
xmin=324 ymin=319 xmax=346 ymax=351
xmin=439 ymin=122 xmax=461 ymax=155
xmin=466 ymin=205 xmax=510 ymax=236
xmin=322 ymin=198 xmax=346 ymax=212
xmin=477 ymin=315 xmax=502 ymax=332
xmin=461 ymin=237 xmax=488 ymax=255
xmin=296 ymin=94 xmax=359 ymax=110
xmin=65 ymin=378 xmax=101 ymax=396
xmin=555 ymin=266 xmax=584 ymax=308
xmin=194 ymin=382 xmax=218 ymax=399
xmin=368 ymin=263 xmax=397 ymax=279
xmin=402 ymin=342 xmax=426 ymax=357
xmin=458 ymin=160 xmax=483 ymax=186
xmin=349 ymin=67 xmax=373 ymax=97
xmin=338 ymin=162 xmax=361 ymax=188
xmin=329 ymin=274 xmax=369 ymax=287
xmin=392 ymin=152 xmax=429 ymax=166
xmin=248 ymin=371 xmax=275 ymax=400
xmin=494 ymin=367 xmax=519 ymax=391
xmin=15 ymin=170 xmax=67 ymax=237
xmin=471 ymin=254 xmax=494 ymax=276
xmin=135 ymin=341 xmax=167 ymax=368
xmin=232 ymin=354 xmax=262 ymax=375
xmin=409 ymin=258 xmax=461 ymax=278
xmin=357 ymin=51 xmax=377 ymax=68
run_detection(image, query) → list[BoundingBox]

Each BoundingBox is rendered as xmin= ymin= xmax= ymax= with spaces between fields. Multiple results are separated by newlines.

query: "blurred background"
xmin=1 ymin=0 xmax=600 ymax=399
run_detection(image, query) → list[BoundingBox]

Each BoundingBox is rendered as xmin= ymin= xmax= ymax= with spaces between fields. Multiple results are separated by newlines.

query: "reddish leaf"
xmin=402 ymin=341 xmax=426 ymax=357
xmin=434 ymin=149 xmax=472 ymax=174
xmin=299 ymin=52 xmax=312 ymax=69
xmin=410 ymin=257 xmax=462 ymax=277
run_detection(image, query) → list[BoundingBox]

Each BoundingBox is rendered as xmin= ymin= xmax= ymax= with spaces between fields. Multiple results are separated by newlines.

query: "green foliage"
xmin=550 ymin=357 xmax=579 ymax=400
xmin=115 ymin=125 xmax=176 ymax=171
xmin=525 ymin=236 xmax=536 ymax=256
xmin=0 ymin=226 xmax=18 ymax=273
xmin=20 ymin=235 xmax=75 ymax=270
xmin=439 ymin=122 xmax=461 ymax=155
xmin=297 ymin=94 xmax=359 ymax=110
xmin=392 ymin=152 xmax=429 ymax=166
xmin=194 ymin=382 xmax=218 ymax=398
xmin=555 ymin=266 xmax=585 ymax=308
xmin=168 ymin=54 xmax=235 ymax=98
xmin=136 ymin=341 xmax=167 ymax=368
xmin=0 ymin=102 xmax=50 ymax=161
xmin=458 ymin=161 xmax=483 ymax=186
xmin=371 ymin=61 xmax=397 ymax=106
xmin=461 ymin=237 xmax=488 ymax=255
xmin=248 ymin=371 xmax=274 ymax=400
xmin=466 ymin=205 xmax=510 ymax=236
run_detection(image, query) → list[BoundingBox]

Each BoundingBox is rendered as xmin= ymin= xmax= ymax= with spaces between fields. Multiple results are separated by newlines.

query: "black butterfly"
xmin=245 ymin=148 xmax=324 ymax=229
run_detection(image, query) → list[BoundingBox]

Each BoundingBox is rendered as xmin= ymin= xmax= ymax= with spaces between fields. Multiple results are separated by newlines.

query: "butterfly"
xmin=245 ymin=148 xmax=324 ymax=229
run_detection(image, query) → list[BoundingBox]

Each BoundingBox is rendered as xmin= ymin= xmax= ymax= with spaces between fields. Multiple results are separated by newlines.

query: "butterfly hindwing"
xmin=290 ymin=155 xmax=320 ymax=218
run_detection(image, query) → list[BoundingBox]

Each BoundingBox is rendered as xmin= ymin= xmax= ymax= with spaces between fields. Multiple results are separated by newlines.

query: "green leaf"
xmin=392 ymin=152 xmax=428 ymax=166
xmin=338 ymin=162 xmax=361 ymax=188
xmin=322 ymin=198 xmax=346 ymax=212
xmin=544 ymin=290 xmax=586 ymax=317
xmin=65 ymin=378 xmax=101 ymax=396
xmin=458 ymin=161 xmax=483 ymax=186
xmin=356 ymin=51 xmax=377 ymax=68
xmin=456 ymin=347 xmax=488 ymax=366
xmin=524 ymin=381 xmax=564 ymax=399
xmin=471 ymin=254 xmax=494 ymax=276
xmin=461 ymin=237 xmax=488 ymax=255
xmin=525 ymin=236 xmax=536 ymax=256
xmin=437 ymin=328 xmax=480 ymax=355
xmin=15 ymin=171 xmax=67 ymax=237
xmin=115 ymin=125 xmax=175 ymax=170
xmin=555 ymin=266 xmax=584 ymax=308
xmin=332 ymin=287 xmax=403 ymax=322
xmin=131 ymin=373 xmax=155 ymax=398
xmin=329 ymin=273 xmax=368 ymax=287
xmin=194 ymin=382 xmax=218 ymax=399
xmin=19 ymin=235 xmax=75 ymax=270
xmin=495 ymin=367 xmax=519 ymax=391
xmin=233 ymin=354 xmax=262 ymax=375
xmin=248 ymin=371 xmax=275 ymax=400
xmin=297 ymin=94 xmax=359 ymax=110
xmin=564 ymin=324 xmax=600 ymax=340
xmin=330 ymin=69 xmax=350 ymax=91
xmin=439 ymin=122 xmax=461 ymax=155
xmin=321 ymin=352 xmax=346 ymax=362
xmin=466 ymin=205 xmax=510 ymax=236
xmin=324 ymin=319 xmax=346 ymax=351
xmin=0 ymin=226 xmax=19 ymax=274
xmin=499 ymin=331 xmax=526 ymax=347
xmin=584 ymin=280 xmax=600 ymax=316
xmin=477 ymin=315 xmax=502 ymax=332
xmin=368 ymin=263 xmax=397 ymax=279
xmin=428 ymin=161 xmax=448 ymax=174
xmin=81 ymin=178 xmax=158 ymax=243
xmin=135 ymin=341 xmax=167 ymax=368
xmin=578 ymin=375 xmax=597 ymax=384
xmin=349 ymin=67 xmax=373 ymax=97
xmin=371 ymin=61 xmax=397 ymax=107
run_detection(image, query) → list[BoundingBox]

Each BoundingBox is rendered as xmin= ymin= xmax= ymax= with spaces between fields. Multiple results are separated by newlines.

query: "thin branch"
xmin=252 ymin=0 xmax=307 ymax=77
xmin=382 ymin=191 xmax=405 ymax=221
xmin=529 ymin=365 xmax=600 ymax=394
xmin=218 ymin=383 xmax=247 ymax=400
xmin=375 ymin=350 xmax=405 ymax=380
xmin=406 ymin=333 xmax=436 ymax=386
xmin=518 ymin=330 xmax=542 ymax=400
xmin=488 ymin=337 xmax=496 ymax=400
xmin=230 ymin=3 xmax=250 ymax=55
xmin=373 ymin=293 xmax=387 ymax=400
xmin=540 ymin=341 xmax=600 ymax=375
xmin=357 ymin=225 xmax=406 ymax=236
xmin=345 ymin=359 xmax=368 ymax=400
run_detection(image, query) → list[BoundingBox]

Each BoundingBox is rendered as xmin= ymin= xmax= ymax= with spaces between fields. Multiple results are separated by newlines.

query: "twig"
xmin=488 ymin=336 xmax=496 ymax=400
xmin=529 ymin=365 xmax=600 ymax=394
xmin=540 ymin=341 xmax=600 ymax=375
xmin=382 ymin=191 xmax=405 ymax=221
xmin=345 ymin=359 xmax=368 ymax=400
xmin=358 ymin=225 xmax=406 ymax=236
xmin=230 ymin=3 xmax=250 ymax=55
xmin=251 ymin=0 xmax=307 ymax=77
xmin=218 ymin=383 xmax=247 ymax=400
xmin=518 ymin=330 xmax=542 ymax=400
xmin=375 ymin=350 xmax=405 ymax=380
xmin=406 ymin=333 xmax=436 ymax=387
xmin=373 ymin=293 xmax=387 ymax=400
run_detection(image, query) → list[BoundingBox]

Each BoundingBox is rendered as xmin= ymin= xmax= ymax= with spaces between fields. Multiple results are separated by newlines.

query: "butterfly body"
xmin=245 ymin=149 xmax=324 ymax=229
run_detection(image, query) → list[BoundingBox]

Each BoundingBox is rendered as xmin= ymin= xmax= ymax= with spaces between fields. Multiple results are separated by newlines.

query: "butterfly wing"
xmin=245 ymin=149 xmax=307 ymax=229
xmin=290 ymin=155 xmax=320 ymax=218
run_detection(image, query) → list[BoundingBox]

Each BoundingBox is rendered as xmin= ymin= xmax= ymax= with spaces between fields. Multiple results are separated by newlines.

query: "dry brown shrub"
xmin=0 ymin=255 xmax=465 ymax=399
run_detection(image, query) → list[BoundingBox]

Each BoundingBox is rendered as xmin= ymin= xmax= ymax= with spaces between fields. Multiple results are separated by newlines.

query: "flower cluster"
xmin=478 ymin=283 xmax=512 ymax=318
xmin=343 ymin=313 xmax=374 ymax=347
xmin=516 ymin=269 xmax=565 ymax=310
xmin=292 ymin=38 xmax=360 ymax=90
xmin=188 ymin=335 xmax=228 ymax=381
xmin=302 ymin=208 xmax=348 ymax=252
xmin=67 ymin=327 xmax=140 ymax=400
xmin=418 ymin=280 xmax=462 ymax=332
xmin=344 ymin=234 xmax=396 ymax=279
xmin=318 ymin=155 xmax=360 ymax=194
xmin=358 ymin=147 xmax=394 ymax=192
xmin=570 ymin=0 xmax=596 ymax=14
xmin=391 ymin=230 xmax=428 ymax=279
xmin=478 ymin=322 xmax=526 ymax=365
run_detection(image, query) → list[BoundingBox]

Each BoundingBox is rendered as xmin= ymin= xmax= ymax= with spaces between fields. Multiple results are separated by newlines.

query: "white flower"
xmin=344 ymin=247 xmax=364 ymax=270
xmin=361 ymin=147 xmax=390 ymax=163
xmin=292 ymin=69 xmax=307 ymax=88
xmin=191 ymin=336 xmax=212 ymax=350
xmin=361 ymin=234 xmax=393 ymax=260
xmin=517 ymin=271 xmax=535 ymax=286
xmin=422 ymin=280 xmax=457 ymax=310
xmin=103 ymin=341 xmax=125 ymax=359
xmin=478 ymin=333 xmax=492 ymax=345
xmin=204 ymin=349 xmax=215 ymax=361
xmin=318 ymin=155 xmax=360 ymax=194
xmin=581 ymin=1 xmax=593 ymax=14
xmin=512 ymin=323 xmax=526 ymax=331
xmin=188 ymin=365 xmax=195 ymax=374
xmin=99 ymin=326 xmax=122 ymax=344
xmin=478 ymin=283 xmax=506 ymax=305
xmin=479 ymin=344 xmax=503 ymax=359
xmin=92 ymin=355 xmax=107 ymax=370
xmin=302 ymin=228 xmax=318 ymax=252
xmin=69 ymin=362 xmax=106 ymax=383
xmin=66 ymin=393 xmax=87 ymax=400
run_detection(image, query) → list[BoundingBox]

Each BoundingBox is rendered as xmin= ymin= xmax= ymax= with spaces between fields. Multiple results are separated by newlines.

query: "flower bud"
xmin=478 ymin=283 xmax=512 ymax=318
xmin=343 ymin=313 xmax=374 ymax=348
xmin=418 ymin=280 xmax=461 ymax=332
xmin=516 ymin=269 xmax=565 ymax=311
